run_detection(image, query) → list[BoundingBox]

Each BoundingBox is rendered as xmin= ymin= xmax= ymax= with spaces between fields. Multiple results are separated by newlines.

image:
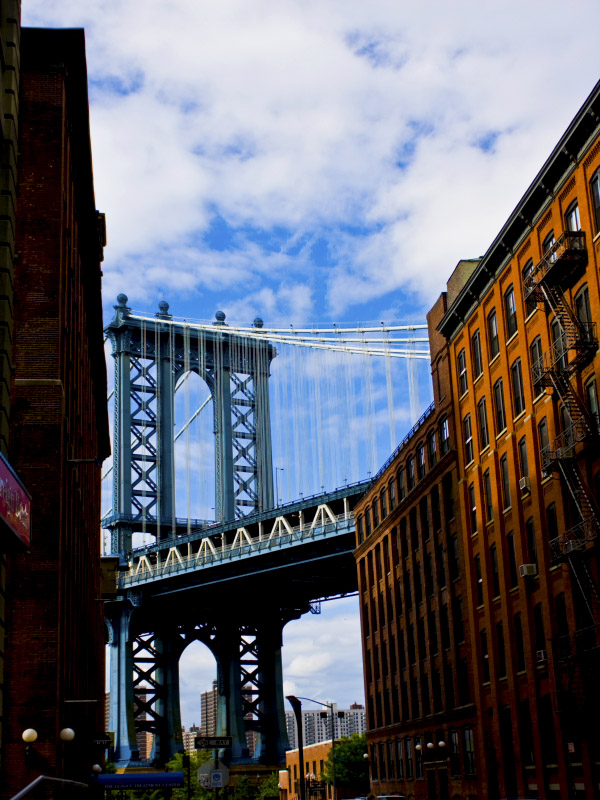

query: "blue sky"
xmin=22 ymin=0 xmax=600 ymax=725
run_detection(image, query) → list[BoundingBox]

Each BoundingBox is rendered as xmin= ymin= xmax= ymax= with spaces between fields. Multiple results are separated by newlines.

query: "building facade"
xmin=355 ymin=79 xmax=600 ymax=800
xmin=279 ymin=740 xmax=333 ymax=800
xmin=438 ymin=80 xmax=600 ymax=800
xmin=0 ymin=27 xmax=109 ymax=796
xmin=354 ymin=290 xmax=479 ymax=800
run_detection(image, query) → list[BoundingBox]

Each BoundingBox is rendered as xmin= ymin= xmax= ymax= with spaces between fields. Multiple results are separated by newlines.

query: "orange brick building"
xmin=355 ymin=79 xmax=600 ymax=800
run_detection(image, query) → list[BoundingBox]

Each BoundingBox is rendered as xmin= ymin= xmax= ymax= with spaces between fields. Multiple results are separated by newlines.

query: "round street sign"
xmin=198 ymin=760 xmax=230 ymax=787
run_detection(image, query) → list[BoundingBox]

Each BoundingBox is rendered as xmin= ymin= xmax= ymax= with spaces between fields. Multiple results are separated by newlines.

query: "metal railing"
xmin=372 ymin=401 xmax=435 ymax=483
xmin=10 ymin=776 xmax=89 ymax=800
xmin=523 ymin=230 xmax=587 ymax=298
xmin=121 ymin=512 xmax=354 ymax=586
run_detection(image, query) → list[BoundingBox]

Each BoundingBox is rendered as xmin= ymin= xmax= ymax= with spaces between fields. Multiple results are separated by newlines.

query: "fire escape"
xmin=524 ymin=230 xmax=600 ymax=714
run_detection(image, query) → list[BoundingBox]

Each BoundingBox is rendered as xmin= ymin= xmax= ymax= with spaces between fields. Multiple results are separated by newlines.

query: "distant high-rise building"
xmin=182 ymin=723 xmax=201 ymax=752
xmin=201 ymin=680 xmax=218 ymax=736
xmin=285 ymin=704 xmax=367 ymax=749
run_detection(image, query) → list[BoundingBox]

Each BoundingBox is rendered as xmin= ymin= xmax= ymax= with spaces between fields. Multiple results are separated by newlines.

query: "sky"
xmin=21 ymin=0 xmax=600 ymax=726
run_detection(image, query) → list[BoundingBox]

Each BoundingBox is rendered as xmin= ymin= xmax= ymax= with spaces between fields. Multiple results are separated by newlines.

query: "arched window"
xmin=590 ymin=170 xmax=600 ymax=233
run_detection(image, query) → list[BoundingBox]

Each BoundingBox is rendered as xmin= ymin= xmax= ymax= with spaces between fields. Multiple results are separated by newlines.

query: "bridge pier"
xmin=107 ymin=602 xmax=139 ymax=765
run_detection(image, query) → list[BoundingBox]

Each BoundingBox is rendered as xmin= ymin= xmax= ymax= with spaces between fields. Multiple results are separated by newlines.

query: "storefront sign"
xmin=0 ymin=451 xmax=31 ymax=549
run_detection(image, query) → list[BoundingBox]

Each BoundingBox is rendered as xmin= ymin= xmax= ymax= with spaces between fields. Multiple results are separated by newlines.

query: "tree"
xmin=257 ymin=771 xmax=280 ymax=799
xmin=166 ymin=749 xmax=214 ymax=800
xmin=323 ymin=733 xmax=369 ymax=795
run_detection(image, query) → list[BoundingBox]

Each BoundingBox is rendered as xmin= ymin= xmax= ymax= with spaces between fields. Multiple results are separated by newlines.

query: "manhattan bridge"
xmin=103 ymin=293 xmax=430 ymax=769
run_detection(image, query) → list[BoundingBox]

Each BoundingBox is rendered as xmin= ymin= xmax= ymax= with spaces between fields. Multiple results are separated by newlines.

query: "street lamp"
xmin=286 ymin=696 xmax=338 ymax=800
xmin=275 ymin=467 xmax=285 ymax=507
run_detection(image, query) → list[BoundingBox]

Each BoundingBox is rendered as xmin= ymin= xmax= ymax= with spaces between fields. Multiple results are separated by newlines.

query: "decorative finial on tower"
xmin=214 ymin=310 xmax=226 ymax=325
xmin=155 ymin=300 xmax=172 ymax=319
xmin=116 ymin=293 xmax=128 ymax=306
xmin=253 ymin=317 xmax=264 ymax=329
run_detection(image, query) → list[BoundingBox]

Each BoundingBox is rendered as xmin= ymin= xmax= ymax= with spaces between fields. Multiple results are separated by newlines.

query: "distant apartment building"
xmin=182 ymin=723 xmax=201 ymax=752
xmin=286 ymin=704 xmax=367 ymax=749
xmin=201 ymin=680 xmax=218 ymax=736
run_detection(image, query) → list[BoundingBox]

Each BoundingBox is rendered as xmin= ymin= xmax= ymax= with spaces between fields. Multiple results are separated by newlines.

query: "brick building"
xmin=355 ymin=79 xmax=600 ymax=800
xmin=0 ymin=27 xmax=109 ymax=796
xmin=354 ymin=285 xmax=479 ymax=799
xmin=279 ymin=740 xmax=333 ymax=800
xmin=0 ymin=0 xmax=21 ymax=770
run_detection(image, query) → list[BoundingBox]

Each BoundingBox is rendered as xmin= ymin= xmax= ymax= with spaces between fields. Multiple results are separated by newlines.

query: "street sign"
xmin=97 ymin=773 xmax=185 ymax=789
xmin=211 ymin=770 xmax=224 ymax=788
xmin=195 ymin=735 xmax=233 ymax=749
xmin=198 ymin=760 xmax=230 ymax=787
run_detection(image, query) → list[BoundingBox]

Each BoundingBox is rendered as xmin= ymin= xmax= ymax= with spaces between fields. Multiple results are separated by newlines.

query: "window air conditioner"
xmin=536 ymin=649 xmax=548 ymax=663
xmin=519 ymin=563 xmax=538 ymax=578
xmin=519 ymin=476 xmax=531 ymax=492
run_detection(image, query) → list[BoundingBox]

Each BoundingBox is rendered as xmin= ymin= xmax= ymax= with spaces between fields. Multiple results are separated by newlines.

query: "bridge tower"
xmin=105 ymin=294 xmax=293 ymax=767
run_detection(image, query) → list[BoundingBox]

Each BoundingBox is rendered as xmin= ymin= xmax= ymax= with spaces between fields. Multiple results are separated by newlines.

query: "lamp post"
xmin=275 ymin=467 xmax=284 ymax=507
xmin=286 ymin=696 xmax=337 ymax=800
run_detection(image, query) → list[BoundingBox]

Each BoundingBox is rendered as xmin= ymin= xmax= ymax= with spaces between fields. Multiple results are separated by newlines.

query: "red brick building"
xmin=0 ymin=28 xmax=109 ymax=796
xmin=356 ymin=79 xmax=600 ymax=800
xmin=354 ymin=286 xmax=479 ymax=800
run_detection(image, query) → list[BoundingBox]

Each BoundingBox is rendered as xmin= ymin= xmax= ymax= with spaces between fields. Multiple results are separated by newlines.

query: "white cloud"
xmin=23 ymin=0 xmax=600 ymax=319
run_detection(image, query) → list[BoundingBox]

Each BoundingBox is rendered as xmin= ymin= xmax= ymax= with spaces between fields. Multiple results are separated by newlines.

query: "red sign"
xmin=0 ymin=452 xmax=31 ymax=549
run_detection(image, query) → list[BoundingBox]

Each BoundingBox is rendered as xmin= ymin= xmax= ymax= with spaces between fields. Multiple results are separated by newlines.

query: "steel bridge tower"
xmin=105 ymin=294 xmax=298 ymax=767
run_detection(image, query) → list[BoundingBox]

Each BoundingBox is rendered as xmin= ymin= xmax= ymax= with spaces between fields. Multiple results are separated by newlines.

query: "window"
xmin=543 ymin=230 xmax=556 ymax=261
xmin=500 ymin=454 xmax=511 ymax=509
xmin=477 ymin=396 xmax=489 ymax=449
xmin=530 ymin=335 xmax=544 ymax=396
xmin=475 ymin=554 xmax=484 ymax=606
xmin=365 ymin=508 xmax=372 ymax=537
xmin=396 ymin=739 xmax=404 ymax=779
xmin=522 ymin=258 xmax=536 ymax=317
xmin=471 ymin=330 xmax=483 ymax=379
xmin=463 ymin=727 xmax=476 ymax=775
xmin=357 ymin=515 xmax=365 ymax=543
xmin=551 ymin=317 xmax=568 ymax=371
xmin=405 ymin=738 xmax=414 ymax=779
xmin=398 ymin=467 xmax=405 ymax=500
xmin=480 ymin=629 xmax=490 ymax=682
xmin=381 ymin=487 xmax=388 ymax=518
xmin=389 ymin=477 xmax=396 ymax=509
xmin=428 ymin=430 xmax=437 ymax=466
xmin=373 ymin=498 xmax=380 ymax=528
xmin=464 ymin=414 xmax=474 ymax=464
xmin=431 ymin=485 xmax=441 ymax=531
xmin=565 ymin=200 xmax=581 ymax=232
xmin=490 ymin=544 xmax=500 ymax=597
xmin=526 ymin=517 xmax=537 ymax=566
xmin=511 ymin=358 xmax=526 ymax=416
xmin=497 ymin=622 xmax=507 ymax=677
xmin=538 ymin=417 xmax=549 ymax=470
xmin=575 ymin=284 xmax=592 ymax=326
xmin=449 ymin=534 xmax=459 ymax=580
xmin=546 ymin=502 xmax=558 ymax=541
xmin=457 ymin=348 xmax=468 ymax=395
xmin=440 ymin=416 xmax=450 ymax=454
xmin=591 ymin=170 xmax=600 ymax=233
xmin=468 ymin=482 xmax=477 ymax=533
xmin=407 ymin=458 xmax=415 ymax=490
xmin=487 ymin=308 xmax=500 ymax=359
xmin=514 ymin=613 xmax=525 ymax=671
xmin=506 ymin=531 xmax=518 ymax=588
xmin=450 ymin=730 xmax=460 ymax=776
xmin=493 ymin=378 xmax=507 ymax=433
xmin=417 ymin=443 xmax=426 ymax=480
xmin=504 ymin=284 xmax=518 ymax=338
xmin=483 ymin=468 xmax=493 ymax=522
xmin=586 ymin=377 xmax=600 ymax=433
xmin=518 ymin=435 xmax=529 ymax=478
